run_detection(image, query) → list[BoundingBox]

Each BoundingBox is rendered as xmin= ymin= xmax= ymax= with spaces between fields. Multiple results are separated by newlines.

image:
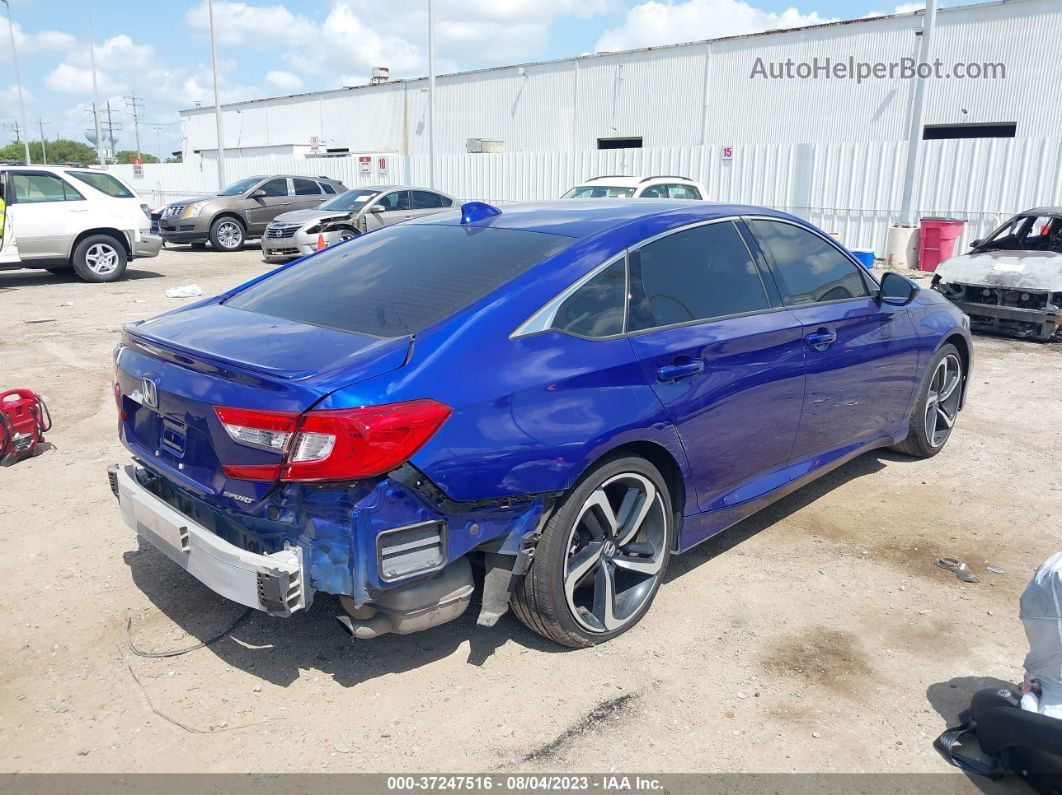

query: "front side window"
xmin=292 ymin=178 xmax=321 ymax=195
xmin=226 ymin=225 xmax=574 ymax=337
xmin=377 ymin=191 xmax=411 ymax=211
xmin=67 ymin=171 xmax=134 ymax=198
xmin=11 ymin=173 xmax=83 ymax=203
xmin=257 ymin=178 xmax=289 ymax=197
xmin=549 ymin=258 xmax=626 ymax=338
xmin=628 ymin=221 xmax=771 ymax=332
xmin=747 ymin=219 xmax=869 ymax=306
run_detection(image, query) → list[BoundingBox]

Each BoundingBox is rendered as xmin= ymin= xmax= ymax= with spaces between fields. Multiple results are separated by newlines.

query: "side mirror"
xmin=880 ymin=271 xmax=917 ymax=306
xmin=970 ymin=238 xmax=984 ymax=248
xmin=368 ymin=204 xmax=385 ymax=213
xmin=250 ymin=188 xmax=267 ymax=199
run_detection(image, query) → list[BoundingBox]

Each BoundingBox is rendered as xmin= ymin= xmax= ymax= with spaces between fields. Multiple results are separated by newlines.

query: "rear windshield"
xmin=225 ymin=224 xmax=574 ymax=337
xmin=563 ymin=185 xmax=635 ymax=199
xmin=67 ymin=171 xmax=134 ymax=198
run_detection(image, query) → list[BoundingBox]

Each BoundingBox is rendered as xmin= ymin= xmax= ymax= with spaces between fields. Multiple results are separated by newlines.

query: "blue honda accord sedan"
xmin=111 ymin=200 xmax=972 ymax=647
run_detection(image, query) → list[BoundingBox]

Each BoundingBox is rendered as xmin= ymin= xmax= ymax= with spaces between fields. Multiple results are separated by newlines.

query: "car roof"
xmin=1019 ymin=207 xmax=1062 ymax=217
xmin=413 ymin=199 xmax=797 ymax=239
xmin=346 ymin=184 xmax=451 ymax=194
xmin=571 ymin=175 xmax=700 ymax=188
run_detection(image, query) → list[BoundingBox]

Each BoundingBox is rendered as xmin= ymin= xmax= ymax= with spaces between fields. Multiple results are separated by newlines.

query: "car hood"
xmin=170 ymin=195 xmax=217 ymax=207
xmin=271 ymin=208 xmax=354 ymax=226
xmin=935 ymin=250 xmax=1062 ymax=291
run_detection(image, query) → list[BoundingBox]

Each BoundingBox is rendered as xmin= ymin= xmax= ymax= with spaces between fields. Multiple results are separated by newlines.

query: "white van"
xmin=0 ymin=166 xmax=162 ymax=282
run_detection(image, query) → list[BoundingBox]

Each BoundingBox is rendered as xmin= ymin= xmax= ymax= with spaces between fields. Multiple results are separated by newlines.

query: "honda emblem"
xmin=142 ymin=377 xmax=158 ymax=409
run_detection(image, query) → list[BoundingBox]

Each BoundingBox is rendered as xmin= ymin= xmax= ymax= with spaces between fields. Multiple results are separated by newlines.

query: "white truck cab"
xmin=0 ymin=166 xmax=161 ymax=282
xmin=562 ymin=175 xmax=708 ymax=200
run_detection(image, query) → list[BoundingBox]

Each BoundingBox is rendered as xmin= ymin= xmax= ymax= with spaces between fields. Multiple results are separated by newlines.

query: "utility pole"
xmin=1 ymin=0 xmax=32 ymax=164
xmin=427 ymin=0 xmax=436 ymax=188
xmin=36 ymin=118 xmax=52 ymax=164
xmin=87 ymin=1 xmax=104 ymax=166
xmin=898 ymin=0 xmax=938 ymax=225
xmin=124 ymin=91 xmax=144 ymax=160
xmin=106 ymin=100 xmax=117 ymax=160
xmin=207 ymin=0 xmax=226 ymax=189
xmin=153 ymin=125 xmax=163 ymax=162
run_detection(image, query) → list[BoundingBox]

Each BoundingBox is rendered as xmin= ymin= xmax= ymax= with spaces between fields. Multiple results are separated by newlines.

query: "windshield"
xmin=562 ymin=185 xmax=636 ymax=199
xmin=320 ymin=189 xmax=379 ymax=211
xmin=978 ymin=214 xmax=1062 ymax=253
xmin=218 ymin=177 xmax=261 ymax=196
xmin=225 ymin=224 xmax=574 ymax=337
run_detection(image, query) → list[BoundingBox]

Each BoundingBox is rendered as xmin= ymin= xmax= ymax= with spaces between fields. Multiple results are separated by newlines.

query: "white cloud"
xmin=0 ymin=19 xmax=76 ymax=62
xmin=0 ymin=84 xmax=36 ymax=119
xmin=265 ymin=70 xmax=303 ymax=91
xmin=45 ymin=63 xmax=129 ymax=96
xmin=894 ymin=2 xmax=925 ymax=13
xmin=67 ymin=34 xmax=156 ymax=75
xmin=595 ymin=0 xmax=834 ymax=52
xmin=185 ymin=1 xmax=317 ymax=46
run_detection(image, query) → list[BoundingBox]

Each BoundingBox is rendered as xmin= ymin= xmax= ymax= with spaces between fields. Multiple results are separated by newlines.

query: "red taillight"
xmin=214 ymin=400 xmax=451 ymax=483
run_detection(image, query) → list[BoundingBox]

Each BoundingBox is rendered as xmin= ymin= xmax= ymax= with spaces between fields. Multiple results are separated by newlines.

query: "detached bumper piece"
xmin=113 ymin=464 xmax=311 ymax=616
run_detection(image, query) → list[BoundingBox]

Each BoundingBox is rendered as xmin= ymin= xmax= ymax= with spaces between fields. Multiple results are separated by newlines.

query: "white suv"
xmin=0 ymin=166 xmax=161 ymax=282
xmin=562 ymin=175 xmax=707 ymax=200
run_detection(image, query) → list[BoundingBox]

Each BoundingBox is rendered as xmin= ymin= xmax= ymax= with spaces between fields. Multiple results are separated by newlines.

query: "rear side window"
xmin=748 ymin=220 xmax=869 ymax=305
xmin=550 ymin=258 xmax=626 ymax=338
xmin=320 ymin=182 xmax=337 ymax=194
xmin=628 ymin=221 xmax=771 ymax=331
xmin=412 ymin=191 xmax=447 ymax=209
xmin=11 ymin=173 xmax=83 ymax=203
xmin=665 ymin=184 xmax=701 ymax=199
xmin=67 ymin=171 xmax=134 ymax=198
xmin=226 ymin=225 xmax=574 ymax=337
xmin=293 ymin=178 xmax=321 ymax=195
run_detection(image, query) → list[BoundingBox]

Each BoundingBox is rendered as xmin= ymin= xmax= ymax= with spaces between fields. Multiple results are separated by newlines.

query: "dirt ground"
xmin=1 ymin=245 xmax=1060 ymax=779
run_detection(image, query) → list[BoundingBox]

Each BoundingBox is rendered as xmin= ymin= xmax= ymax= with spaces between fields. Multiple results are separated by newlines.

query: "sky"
xmin=0 ymin=0 xmax=973 ymax=158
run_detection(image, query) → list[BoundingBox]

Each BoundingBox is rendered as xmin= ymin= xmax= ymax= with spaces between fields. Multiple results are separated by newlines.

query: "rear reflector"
xmin=214 ymin=399 xmax=452 ymax=483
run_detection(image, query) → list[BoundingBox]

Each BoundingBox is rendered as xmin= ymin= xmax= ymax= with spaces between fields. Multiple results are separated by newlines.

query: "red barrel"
xmin=918 ymin=217 xmax=966 ymax=272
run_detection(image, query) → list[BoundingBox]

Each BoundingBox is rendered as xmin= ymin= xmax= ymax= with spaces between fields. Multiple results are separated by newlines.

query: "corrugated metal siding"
xmin=116 ymin=133 xmax=1062 ymax=258
xmin=180 ymin=0 xmax=1061 ymax=157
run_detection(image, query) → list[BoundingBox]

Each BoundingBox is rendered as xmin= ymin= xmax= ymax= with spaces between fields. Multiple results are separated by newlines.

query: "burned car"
xmin=933 ymin=209 xmax=1062 ymax=341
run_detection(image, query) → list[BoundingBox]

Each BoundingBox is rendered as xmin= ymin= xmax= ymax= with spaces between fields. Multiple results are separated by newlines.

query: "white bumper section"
xmin=116 ymin=465 xmax=310 ymax=616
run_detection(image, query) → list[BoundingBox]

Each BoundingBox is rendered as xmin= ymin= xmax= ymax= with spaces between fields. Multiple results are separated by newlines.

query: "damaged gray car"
xmin=933 ymin=209 xmax=1062 ymax=341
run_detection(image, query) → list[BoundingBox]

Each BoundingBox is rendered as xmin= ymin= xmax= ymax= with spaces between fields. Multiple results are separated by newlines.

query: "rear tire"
xmin=892 ymin=343 xmax=963 ymax=458
xmin=209 ymin=217 xmax=245 ymax=251
xmin=511 ymin=455 xmax=673 ymax=648
xmin=71 ymin=234 xmax=127 ymax=282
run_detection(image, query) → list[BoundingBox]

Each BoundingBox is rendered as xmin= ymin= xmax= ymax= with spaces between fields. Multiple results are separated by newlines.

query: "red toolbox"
xmin=0 ymin=389 xmax=51 ymax=465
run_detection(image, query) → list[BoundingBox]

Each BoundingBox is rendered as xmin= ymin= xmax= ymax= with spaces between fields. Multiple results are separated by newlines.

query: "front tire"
xmin=892 ymin=343 xmax=963 ymax=458
xmin=512 ymin=455 xmax=673 ymax=648
xmin=209 ymin=217 xmax=245 ymax=251
xmin=71 ymin=234 xmax=127 ymax=282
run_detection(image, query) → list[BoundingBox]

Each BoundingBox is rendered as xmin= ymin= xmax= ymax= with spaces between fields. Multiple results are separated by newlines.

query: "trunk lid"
xmin=116 ymin=302 xmax=411 ymax=508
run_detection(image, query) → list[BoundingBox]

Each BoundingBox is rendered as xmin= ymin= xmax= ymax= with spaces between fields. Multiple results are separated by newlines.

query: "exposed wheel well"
xmin=70 ymin=228 xmax=130 ymax=260
xmin=588 ymin=440 xmax=687 ymax=546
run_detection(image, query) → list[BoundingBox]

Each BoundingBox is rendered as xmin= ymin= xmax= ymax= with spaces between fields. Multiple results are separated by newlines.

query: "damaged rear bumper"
xmin=113 ymin=464 xmax=311 ymax=616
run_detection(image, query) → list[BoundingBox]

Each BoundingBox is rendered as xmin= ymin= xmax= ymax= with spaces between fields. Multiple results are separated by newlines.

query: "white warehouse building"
xmin=133 ymin=0 xmax=1061 ymax=254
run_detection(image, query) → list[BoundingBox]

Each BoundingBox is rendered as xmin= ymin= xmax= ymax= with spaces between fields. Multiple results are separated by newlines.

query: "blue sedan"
xmin=111 ymin=200 xmax=972 ymax=648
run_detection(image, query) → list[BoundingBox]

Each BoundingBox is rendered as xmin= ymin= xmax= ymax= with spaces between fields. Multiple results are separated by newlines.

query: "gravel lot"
xmin=1 ymin=244 xmax=1059 ymax=780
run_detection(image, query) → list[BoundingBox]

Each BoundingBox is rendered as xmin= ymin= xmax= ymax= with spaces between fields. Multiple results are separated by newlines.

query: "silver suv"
xmin=262 ymin=185 xmax=456 ymax=262
xmin=158 ymin=174 xmax=347 ymax=252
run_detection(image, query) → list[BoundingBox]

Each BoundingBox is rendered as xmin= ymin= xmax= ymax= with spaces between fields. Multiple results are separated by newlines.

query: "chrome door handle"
xmin=804 ymin=329 xmax=838 ymax=351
